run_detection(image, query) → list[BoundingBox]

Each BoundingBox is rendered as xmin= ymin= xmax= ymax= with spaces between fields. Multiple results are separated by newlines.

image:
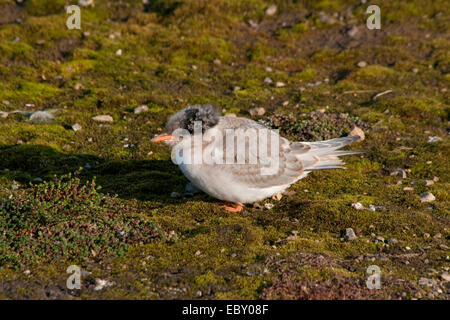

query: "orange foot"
xmin=220 ymin=202 xmax=243 ymax=213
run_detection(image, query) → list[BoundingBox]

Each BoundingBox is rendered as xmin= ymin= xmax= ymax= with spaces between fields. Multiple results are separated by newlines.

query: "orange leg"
xmin=220 ymin=202 xmax=243 ymax=213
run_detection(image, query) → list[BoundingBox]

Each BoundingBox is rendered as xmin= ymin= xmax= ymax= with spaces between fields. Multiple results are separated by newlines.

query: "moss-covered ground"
xmin=0 ymin=0 xmax=448 ymax=299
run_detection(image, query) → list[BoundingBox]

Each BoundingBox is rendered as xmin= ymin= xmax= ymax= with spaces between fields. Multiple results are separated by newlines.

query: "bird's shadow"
xmin=0 ymin=144 xmax=191 ymax=205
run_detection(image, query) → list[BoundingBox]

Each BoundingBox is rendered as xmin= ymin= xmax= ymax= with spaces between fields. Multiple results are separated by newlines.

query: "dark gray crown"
xmin=166 ymin=104 xmax=222 ymax=134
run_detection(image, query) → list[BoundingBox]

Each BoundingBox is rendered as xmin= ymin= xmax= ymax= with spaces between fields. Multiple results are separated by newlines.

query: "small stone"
xmin=134 ymin=105 xmax=149 ymax=114
xmin=265 ymin=67 xmax=272 ymax=72
xmin=74 ymin=83 xmax=83 ymax=90
xmin=420 ymin=192 xmax=435 ymax=202
xmin=427 ymin=136 xmax=442 ymax=143
xmin=357 ymin=61 xmax=367 ymax=68
xmin=115 ymin=49 xmax=122 ymax=56
xmin=265 ymin=4 xmax=277 ymax=16
xmin=347 ymin=26 xmax=359 ymax=37
xmin=403 ymin=187 xmax=414 ymax=191
xmin=405 ymin=246 xmax=411 ymax=251
xmin=441 ymin=272 xmax=450 ymax=282
xmin=411 ymin=68 xmax=419 ymax=73
xmin=282 ymin=101 xmax=289 ymax=107
xmin=249 ymin=107 xmax=266 ymax=117
xmin=376 ymin=236 xmax=385 ymax=242
xmin=433 ymin=233 xmax=441 ymax=239
xmin=390 ymin=168 xmax=407 ymax=179
xmin=433 ymin=176 xmax=439 ymax=182
xmin=272 ymin=193 xmax=283 ymax=201
xmin=72 ymin=123 xmax=82 ymax=131
xmin=78 ymin=0 xmax=94 ymax=7
xmin=351 ymin=202 xmax=364 ymax=210
xmin=92 ymin=115 xmax=114 ymax=123
xmin=264 ymin=203 xmax=274 ymax=210
xmin=24 ymin=270 xmax=31 ymax=275
xmin=423 ymin=233 xmax=430 ymax=239
xmin=247 ymin=19 xmax=258 ymax=28
xmin=318 ymin=12 xmax=336 ymax=25
xmin=342 ymin=228 xmax=357 ymax=241
xmin=196 ymin=290 xmax=202 ymax=297
xmin=94 ymin=278 xmax=114 ymax=291
xmin=213 ymin=59 xmax=221 ymax=66
xmin=368 ymin=204 xmax=376 ymax=211
xmin=275 ymin=81 xmax=285 ymax=87
xmin=264 ymin=77 xmax=273 ymax=83
xmin=349 ymin=126 xmax=365 ymax=141
xmin=195 ymin=250 xmax=201 ymax=256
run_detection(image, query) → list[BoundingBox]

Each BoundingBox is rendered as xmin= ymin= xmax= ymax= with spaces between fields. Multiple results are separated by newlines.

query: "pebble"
xmin=134 ymin=105 xmax=149 ymax=114
xmin=423 ymin=233 xmax=430 ymax=239
xmin=78 ymin=0 xmax=94 ymax=7
xmin=115 ymin=49 xmax=122 ymax=56
xmin=433 ymin=233 xmax=441 ymax=239
xmin=351 ymin=202 xmax=364 ymax=210
xmin=213 ymin=59 xmax=221 ymax=66
xmin=349 ymin=126 xmax=365 ymax=141
xmin=420 ymin=192 xmax=435 ymax=202
xmin=411 ymin=68 xmax=419 ymax=73
xmin=390 ymin=168 xmax=407 ymax=179
xmin=318 ymin=12 xmax=336 ymax=25
xmin=368 ymin=204 xmax=376 ymax=211
xmin=441 ymin=272 xmax=450 ymax=282
xmin=347 ymin=26 xmax=359 ymax=37
xmin=427 ymin=136 xmax=442 ymax=143
xmin=265 ymin=67 xmax=272 ymax=72
xmin=92 ymin=115 xmax=114 ymax=123
xmin=264 ymin=77 xmax=273 ymax=83
xmin=265 ymin=4 xmax=277 ymax=16
xmin=72 ymin=123 xmax=82 ymax=131
xmin=357 ymin=61 xmax=367 ymax=68
xmin=94 ymin=278 xmax=114 ymax=291
xmin=249 ymin=107 xmax=266 ymax=117
xmin=272 ymin=193 xmax=283 ymax=201
xmin=342 ymin=228 xmax=357 ymax=241
xmin=264 ymin=203 xmax=274 ymax=210
xmin=403 ymin=187 xmax=414 ymax=191
xmin=275 ymin=81 xmax=285 ymax=88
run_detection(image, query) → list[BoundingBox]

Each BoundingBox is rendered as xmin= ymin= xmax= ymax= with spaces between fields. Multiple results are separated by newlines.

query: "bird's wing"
xmin=206 ymin=117 xmax=307 ymax=189
xmin=204 ymin=117 xmax=361 ymax=189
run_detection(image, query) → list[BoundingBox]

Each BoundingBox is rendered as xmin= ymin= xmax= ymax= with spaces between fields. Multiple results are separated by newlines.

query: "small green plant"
xmin=0 ymin=172 xmax=165 ymax=269
xmin=260 ymin=111 xmax=369 ymax=141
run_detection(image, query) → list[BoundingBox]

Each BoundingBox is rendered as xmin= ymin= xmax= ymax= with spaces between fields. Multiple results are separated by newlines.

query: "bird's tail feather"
xmin=295 ymin=136 xmax=363 ymax=172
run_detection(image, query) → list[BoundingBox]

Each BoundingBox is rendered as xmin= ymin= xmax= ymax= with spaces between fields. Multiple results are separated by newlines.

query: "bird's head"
xmin=151 ymin=104 xmax=222 ymax=147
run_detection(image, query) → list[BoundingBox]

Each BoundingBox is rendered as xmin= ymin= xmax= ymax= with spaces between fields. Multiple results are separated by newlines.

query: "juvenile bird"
xmin=152 ymin=104 xmax=362 ymax=212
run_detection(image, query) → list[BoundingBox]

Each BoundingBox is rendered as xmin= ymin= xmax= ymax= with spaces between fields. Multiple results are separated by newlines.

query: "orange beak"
xmin=151 ymin=134 xmax=173 ymax=142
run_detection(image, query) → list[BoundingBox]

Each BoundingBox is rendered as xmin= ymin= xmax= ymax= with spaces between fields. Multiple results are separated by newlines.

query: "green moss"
xmin=0 ymin=0 xmax=448 ymax=300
